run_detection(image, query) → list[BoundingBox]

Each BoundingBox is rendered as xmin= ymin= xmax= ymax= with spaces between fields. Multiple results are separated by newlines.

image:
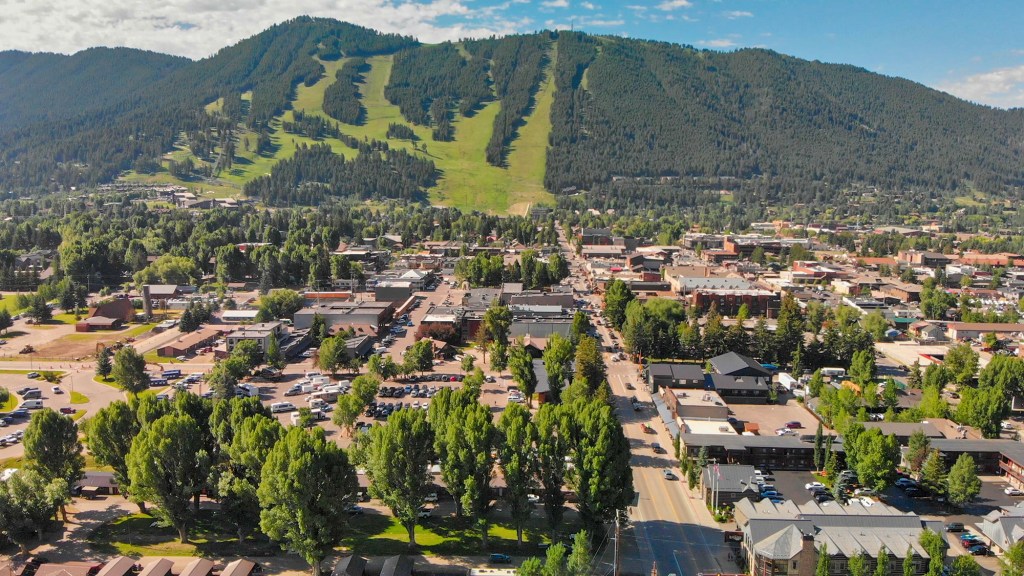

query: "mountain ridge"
xmin=0 ymin=17 xmax=1021 ymax=214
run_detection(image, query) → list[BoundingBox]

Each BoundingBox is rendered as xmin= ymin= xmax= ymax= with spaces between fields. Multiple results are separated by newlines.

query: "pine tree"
xmin=96 ymin=348 xmax=113 ymax=380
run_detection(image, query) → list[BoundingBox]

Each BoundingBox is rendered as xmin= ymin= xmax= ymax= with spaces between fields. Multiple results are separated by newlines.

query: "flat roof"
xmin=683 ymin=419 xmax=738 ymax=435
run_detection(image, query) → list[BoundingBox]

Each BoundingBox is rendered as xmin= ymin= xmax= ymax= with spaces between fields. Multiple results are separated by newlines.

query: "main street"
xmin=557 ymin=225 xmax=741 ymax=576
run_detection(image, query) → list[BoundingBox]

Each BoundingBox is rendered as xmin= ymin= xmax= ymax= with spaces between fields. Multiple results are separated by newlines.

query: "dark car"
xmin=968 ymin=545 xmax=989 ymax=556
xmin=814 ymin=493 xmax=834 ymax=503
xmin=59 ymin=407 xmax=76 ymax=415
xmin=489 ymin=554 xmax=512 ymax=564
xmin=651 ymin=442 xmax=665 ymax=453
xmin=946 ymin=522 xmax=965 ymax=533
xmin=904 ymin=487 xmax=926 ymax=498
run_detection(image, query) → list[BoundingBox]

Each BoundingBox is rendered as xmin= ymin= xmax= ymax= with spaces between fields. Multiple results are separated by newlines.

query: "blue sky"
xmin=4 ymin=0 xmax=1024 ymax=107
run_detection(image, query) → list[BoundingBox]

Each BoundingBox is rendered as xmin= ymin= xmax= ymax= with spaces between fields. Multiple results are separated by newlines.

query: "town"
xmin=0 ymin=207 xmax=1022 ymax=576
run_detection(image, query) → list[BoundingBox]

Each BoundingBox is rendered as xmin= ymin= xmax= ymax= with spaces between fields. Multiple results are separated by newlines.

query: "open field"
xmin=0 ymin=294 xmax=27 ymax=314
xmin=33 ymin=323 xmax=156 ymax=359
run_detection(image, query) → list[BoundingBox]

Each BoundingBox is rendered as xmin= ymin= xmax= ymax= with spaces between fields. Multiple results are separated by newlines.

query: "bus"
xmin=149 ymin=378 xmax=168 ymax=387
xmin=161 ymin=369 xmax=182 ymax=380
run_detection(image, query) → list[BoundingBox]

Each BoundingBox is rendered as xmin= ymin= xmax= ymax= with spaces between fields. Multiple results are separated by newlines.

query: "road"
xmin=557 ymin=225 xmax=741 ymax=576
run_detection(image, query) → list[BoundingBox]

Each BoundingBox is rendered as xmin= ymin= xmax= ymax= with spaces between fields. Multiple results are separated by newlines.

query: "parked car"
xmin=345 ymin=505 xmax=365 ymax=516
xmin=805 ymin=482 xmax=825 ymax=491
xmin=968 ymin=545 xmax=990 ymax=556
xmin=423 ymin=492 xmax=438 ymax=503
xmin=662 ymin=469 xmax=676 ymax=480
xmin=945 ymin=523 xmax=965 ymax=533
xmin=785 ymin=421 xmax=803 ymax=429
xmin=59 ymin=407 xmax=76 ymax=415
xmin=1005 ymin=486 xmax=1024 ymax=496
xmin=814 ymin=493 xmax=834 ymax=503
xmin=26 ymin=372 xmax=40 ymax=379
xmin=895 ymin=478 xmax=918 ymax=488
xmin=651 ymin=442 xmax=665 ymax=454
xmin=775 ymin=428 xmax=795 ymax=436
xmin=759 ymin=490 xmax=780 ymax=499
xmin=51 ymin=386 xmax=63 ymax=394
xmin=489 ymin=554 xmax=512 ymax=564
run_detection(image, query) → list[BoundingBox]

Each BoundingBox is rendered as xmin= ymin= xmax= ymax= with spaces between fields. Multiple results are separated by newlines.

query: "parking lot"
xmin=728 ymin=399 xmax=823 ymax=437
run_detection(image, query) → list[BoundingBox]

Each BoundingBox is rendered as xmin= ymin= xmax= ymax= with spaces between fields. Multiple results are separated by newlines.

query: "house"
xmin=909 ymin=321 xmax=945 ymax=342
xmin=95 ymin=557 xmax=137 ymax=576
xmin=379 ymin=556 xmax=413 ymax=576
xmin=700 ymin=464 xmax=759 ymax=507
xmin=735 ymin=498 xmax=943 ymax=576
xmin=179 ymin=559 xmax=214 ymax=576
xmin=88 ymin=298 xmax=136 ymax=322
xmin=533 ymin=359 xmax=555 ymax=404
xmin=74 ymin=316 xmax=124 ymax=332
xmin=709 ymin=352 xmax=772 ymax=378
xmin=332 ymin=556 xmax=367 ymax=576
xmin=647 ymin=363 xmax=706 ymax=391
xmin=980 ymin=504 xmax=1024 ymax=553
xmin=137 ymin=559 xmax=173 ymax=576
xmin=219 ymin=560 xmax=257 ymax=576
xmin=75 ymin=471 xmax=120 ymax=498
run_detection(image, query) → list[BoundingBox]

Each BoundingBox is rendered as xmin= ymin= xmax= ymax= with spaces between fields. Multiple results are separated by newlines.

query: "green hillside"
xmin=2 ymin=18 xmax=1024 ymax=214
xmin=126 ymin=48 xmax=554 ymax=214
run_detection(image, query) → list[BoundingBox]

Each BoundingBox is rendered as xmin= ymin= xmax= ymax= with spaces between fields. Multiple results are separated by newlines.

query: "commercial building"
xmin=708 ymin=374 xmax=772 ymax=404
xmin=293 ymin=302 xmax=394 ymax=333
xmin=225 ymin=322 xmax=284 ymax=354
xmin=701 ymin=464 xmax=759 ymax=508
xmin=647 ymin=363 xmax=706 ymax=391
xmin=735 ymin=498 xmax=943 ymax=576
xmin=158 ymin=326 xmax=221 ymax=357
xmin=680 ymin=434 xmax=816 ymax=470
xmin=662 ymin=388 xmax=729 ymax=420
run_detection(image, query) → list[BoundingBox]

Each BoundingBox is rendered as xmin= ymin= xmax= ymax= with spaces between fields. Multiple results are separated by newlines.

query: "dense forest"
xmin=384 ymin=43 xmax=491 ymax=140
xmin=1 ymin=20 xmax=1024 ymax=208
xmin=241 ymin=143 xmax=436 ymax=205
xmin=321 ymin=58 xmax=368 ymax=124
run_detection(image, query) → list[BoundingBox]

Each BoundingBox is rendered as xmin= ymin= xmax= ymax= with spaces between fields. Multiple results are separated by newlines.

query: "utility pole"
xmin=613 ymin=512 xmax=622 ymax=576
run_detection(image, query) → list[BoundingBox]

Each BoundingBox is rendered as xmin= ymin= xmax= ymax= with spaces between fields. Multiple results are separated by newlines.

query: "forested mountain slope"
xmin=0 ymin=48 xmax=189 ymax=130
xmin=0 ymin=19 xmax=1022 ymax=210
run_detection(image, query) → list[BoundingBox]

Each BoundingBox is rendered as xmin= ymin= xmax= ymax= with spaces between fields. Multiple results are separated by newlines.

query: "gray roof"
xmin=681 ymin=433 xmax=813 ymax=451
xmin=533 ymin=359 xmax=550 ymax=395
xmin=380 ymin=556 xmax=413 ymax=576
xmin=649 ymin=363 xmax=706 ymax=382
xmin=981 ymin=516 xmax=1024 ymax=551
xmin=738 ymin=498 xmax=939 ymax=561
xmin=701 ymin=464 xmax=759 ymax=493
xmin=710 ymin=352 xmax=771 ymax=377
xmin=332 ymin=556 xmax=367 ymax=576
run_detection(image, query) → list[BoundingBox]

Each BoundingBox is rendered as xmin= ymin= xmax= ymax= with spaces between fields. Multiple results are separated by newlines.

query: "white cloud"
xmin=581 ymin=18 xmax=624 ymax=26
xmin=656 ymin=0 xmax=692 ymax=10
xmin=938 ymin=64 xmax=1024 ymax=108
xmin=698 ymin=38 xmax=737 ymax=48
xmin=0 ymin=0 xmax=531 ymax=58
xmin=541 ymin=0 xmax=569 ymax=7
xmin=725 ymin=10 xmax=752 ymax=19
xmin=580 ymin=1 xmax=597 ymax=9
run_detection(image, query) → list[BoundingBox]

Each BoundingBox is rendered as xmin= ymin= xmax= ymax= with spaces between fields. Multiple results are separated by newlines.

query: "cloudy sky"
xmin=2 ymin=0 xmax=1023 ymax=108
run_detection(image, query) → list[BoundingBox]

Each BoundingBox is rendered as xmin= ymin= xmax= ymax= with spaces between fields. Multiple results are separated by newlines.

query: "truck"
xmin=820 ymin=367 xmax=846 ymax=379
xmin=238 ymin=383 xmax=260 ymax=398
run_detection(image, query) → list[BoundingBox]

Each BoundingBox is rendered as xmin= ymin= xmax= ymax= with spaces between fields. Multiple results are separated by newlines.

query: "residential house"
xmin=700 ymin=464 xmax=759 ymax=508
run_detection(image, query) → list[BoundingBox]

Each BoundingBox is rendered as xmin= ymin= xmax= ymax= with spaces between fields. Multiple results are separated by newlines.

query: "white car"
xmin=775 ymin=428 xmax=794 ymax=436
xmin=51 ymin=386 xmax=63 ymax=394
xmin=805 ymin=482 xmax=825 ymax=491
xmin=1005 ymin=486 xmax=1024 ymax=496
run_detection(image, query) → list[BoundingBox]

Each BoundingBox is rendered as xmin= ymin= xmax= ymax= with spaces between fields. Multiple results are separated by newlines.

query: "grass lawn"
xmin=64 ymin=322 xmax=156 ymax=343
xmin=0 ymin=369 xmax=37 ymax=375
xmin=0 ymin=294 xmax=26 ymax=314
xmin=71 ymin=409 xmax=88 ymax=421
xmin=88 ymin=509 xmax=555 ymax=558
xmin=71 ymin=391 xmax=89 ymax=405
xmin=144 ymin=352 xmax=183 ymax=365
xmin=0 ymin=454 xmax=110 ymax=471
xmin=94 ymin=375 xmax=120 ymax=387
xmin=0 ymin=393 xmax=16 ymax=411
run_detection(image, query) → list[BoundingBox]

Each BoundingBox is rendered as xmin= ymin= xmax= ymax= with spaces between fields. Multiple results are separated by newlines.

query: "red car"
xmin=59 ymin=407 xmax=77 ymax=415
xmin=785 ymin=421 xmax=803 ymax=429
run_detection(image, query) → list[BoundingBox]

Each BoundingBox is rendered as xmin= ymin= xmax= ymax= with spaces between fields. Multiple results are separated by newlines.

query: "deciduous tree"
xmin=258 ymin=427 xmax=357 ymax=576
xmin=112 ymin=346 xmax=150 ymax=394
xmin=23 ymin=408 xmax=84 ymax=521
xmin=498 ymin=403 xmax=538 ymax=546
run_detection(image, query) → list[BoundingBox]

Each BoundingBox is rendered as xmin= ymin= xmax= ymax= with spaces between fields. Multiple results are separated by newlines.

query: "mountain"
xmin=0 ymin=17 xmax=1022 ymax=213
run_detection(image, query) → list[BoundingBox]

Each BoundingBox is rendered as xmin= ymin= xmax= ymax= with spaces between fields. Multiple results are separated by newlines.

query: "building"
xmin=87 ymin=298 xmax=136 ymax=322
xmin=680 ymin=434 xmax=816 ymax=470
xmin=647 ymin=363 xmax=706 ymax=391
xmin=979 ymin=504 xmax=1024 ymax=553
xmin=75 ymin=316 xmax=124 ymax=332
xmin=578 ymin=228 xmax=614 ymax=246
xmin=293 ymin=302 xmax=394 ymax=333
xmin=158 ymin=326 xmax=221 ymax=357
xmin=689 ymin=288 xmax=781 ymax=318
xmin=379 ymin=556 xmax=413 ymax=576
xmin=708 ymin=374 xmax=772 ymax=404
xmin=179 ymin=559 xmax=214 ymax=576
xmin=861 ymin=422 xmax=942 ymax=443
xmin=897 ymin=250 xmax=955 ymax=268
xmin=735 ymin=498 xmax=942 ymax=576
xmin=701 ymin=464 xmax=759 ymax=507
xmin=225 ymin=322 xmax=284 ymax=354
xmin=662 ymin=388 xmax=729 ymax=420
xmin=946 ymin=322 xmax=1024 ymax=341
xmin=333 ymin=556 xmax=368 ymax=576
xmin=710 ymin=352 xmax=773 ymax=378
xmin=375 ymin=281 xmax=414 ymax=303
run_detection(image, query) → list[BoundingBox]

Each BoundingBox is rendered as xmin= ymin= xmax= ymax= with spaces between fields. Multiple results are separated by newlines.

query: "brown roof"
xmin=162 ymin=326 xmax=221 ymax=350
xmin=96 ymin=558 xmax=136 ymax=576
xmin=137 ymin=559 xmax=173 ymax=576
xmin=179 ymin=559 xmax=214 ymax=576
xmin=220 ymin=560 xmax=256 ymax=576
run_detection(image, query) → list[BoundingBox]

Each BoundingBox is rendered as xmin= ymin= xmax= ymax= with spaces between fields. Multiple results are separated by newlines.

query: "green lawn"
xmin=94 ymin=376 xmax=121 ymax=389
xmin=64 ymin=322 xmax=156 ymax=343
xmin=0 ymin=392 xmax=16 ymax=411
xmin=144 ymin=351 xmax=183 ymax=365
xmin=71 ymin=391 xmax=89 ymax=405
xmin=88 ymin=509 xmax=556 ymax=558
xmin=0 ymin=294 xmax=26 ymax=314
xmin=71 ymin=409 xmax=88 ymax=421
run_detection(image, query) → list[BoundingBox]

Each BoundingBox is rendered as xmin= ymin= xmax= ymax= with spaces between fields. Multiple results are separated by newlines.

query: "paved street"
xmin=557 ymin=226 xmax=741 ymax=576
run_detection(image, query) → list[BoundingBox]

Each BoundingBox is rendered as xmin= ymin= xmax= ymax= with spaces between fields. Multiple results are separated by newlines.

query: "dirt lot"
xmin=727 ymin=398 xmax=824 ymax=437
